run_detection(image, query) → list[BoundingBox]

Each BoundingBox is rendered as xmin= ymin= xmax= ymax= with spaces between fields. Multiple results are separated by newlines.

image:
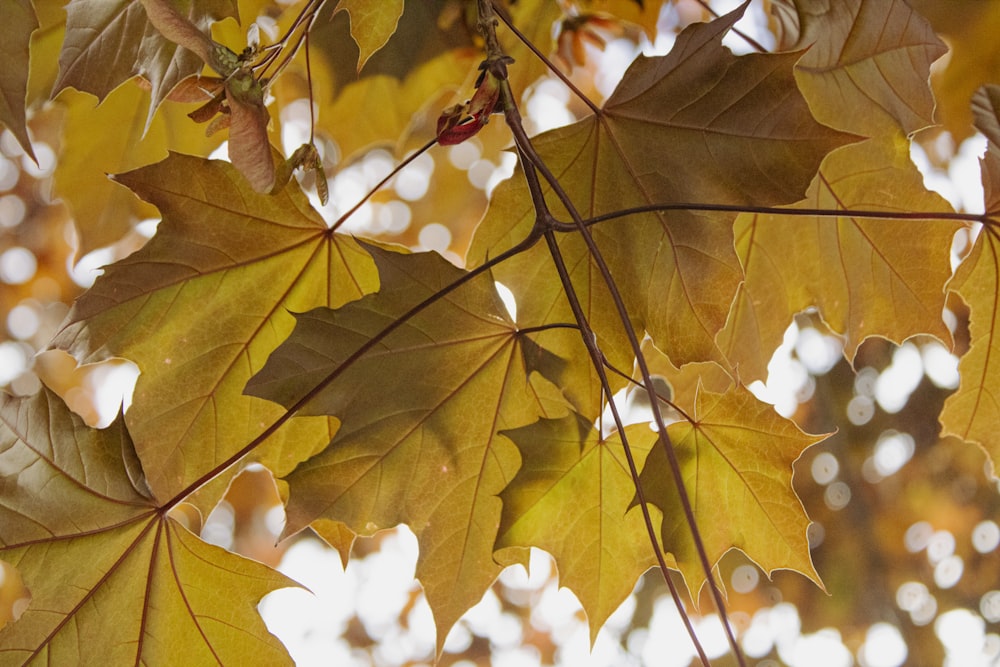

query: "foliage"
xmin=1 ymin=0 xmax=1000 ymax=664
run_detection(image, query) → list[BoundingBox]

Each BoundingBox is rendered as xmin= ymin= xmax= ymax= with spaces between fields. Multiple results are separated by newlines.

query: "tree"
xmin=1 ymin=0 xmax=999 ymax=664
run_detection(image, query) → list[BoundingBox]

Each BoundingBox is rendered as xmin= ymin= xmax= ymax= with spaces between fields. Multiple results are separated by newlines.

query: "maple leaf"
xmin=773 ymin=0 xmax=946 ymax=136
xmin=0 ymin=388 xmax=295 ymax=664
xmin=637 ymin=384 xmax=829 ymax=601
xmin=246 ymin=243 xmax=567 ymax=650
xmin=471 ymin=4 xmax=855 ymax=371
xmin=718 ymin=136 xmax=959 ymax=381
xmin=496 ymin=414 xmax=661 ymax=642
xmin=8 ymin=0 xmax=997 ymax=657
xmin=0 ymin=0 xmax=37 ymax=161
xmin=940 ymin=85 xmax=1000 ymax=471
xmin=900 ymin=0 xmax=1000 ymax=141
xmin=336 ymin=0 xmax=405 ymax=73
xmin=53 ymin=152 xmax=377 ymax=502
xmin=53 ymin=0 xmax=237 ymax=130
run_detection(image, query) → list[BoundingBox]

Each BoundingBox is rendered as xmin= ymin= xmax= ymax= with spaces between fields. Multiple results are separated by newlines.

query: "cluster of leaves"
xmin=3 ymin=0 xmax=1000 ymax=664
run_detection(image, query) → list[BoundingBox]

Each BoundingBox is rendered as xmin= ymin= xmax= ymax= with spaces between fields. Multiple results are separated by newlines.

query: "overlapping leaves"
xmin=0 ymin=389 xmax=295 ymax=665
xmin=53 ymin=153 xmax=376 ymax=502
xmin=638 ymin=385 xmax=828 ymax=600
xmin=496 ymin=415 xmax=661 ymax=641
xmin=7 ymin=0 xmax=998 ymax=662
xmin=773 ymin=0 xmax=946 ymax=136
xmin=941 ymin=85 xmax=1000 ymax=467
xmin=54 ymin=0 xmax=236 ymax=129
xmin=54 ymin=82 xmax=227 ymax=255
xmin=471 ymin=5 xmax=855 ymax=376
xmin=246 ymin=243 xmax=568 ymax=648
xmin=718 ymin=136 xmax=959 ymax=381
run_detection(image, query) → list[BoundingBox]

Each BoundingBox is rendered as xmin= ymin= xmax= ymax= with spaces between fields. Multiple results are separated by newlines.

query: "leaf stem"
xmin=515 ymin=322 xmax=580 ymax=336
xmin=328 ymin=137 xmax=439 ymax=232
xmin=252 ymin=0 xmax=324 ymax=79
xmin=305 ymin=29 xmax=316 ymax=145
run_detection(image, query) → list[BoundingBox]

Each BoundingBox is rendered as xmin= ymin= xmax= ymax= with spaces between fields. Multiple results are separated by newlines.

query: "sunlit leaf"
xmin=304 ymin=0 xmax=561 ymax=160
xmin=0 ymin=0 xmax=37 ymax=161
xmin=718 ymin=136 xmax=958 ymax=381
xmin=53 ymin=152 xmax=377 ymax=501
xmin=638 ymin=384 xmax=829 ymax=601
xmin=54 ymin=82 xmax=226 ymax=255
xmin=336 ymin=0 xmax=404 ymax=72
xmin=307 ymin=0 xmax=478 ymax=160
xmin=906 ymin=0 xmax=1000 ymax=141
xmin=0 ymin=388 xmax=295 ymax=664
xmin=472 ymin=5 xmax=855 ymax=371
xmin=775 ymin=0 xmax=946 ymax=136
xmin=496 ymin=414 xmax=661 ymax=642
xmin=310 ymin=519 xmax=357 ymax=570
xmin=941 ymin=85 xmax=1000 ymax=470
xmin=246 ymin=244 xmax=566 ymax=649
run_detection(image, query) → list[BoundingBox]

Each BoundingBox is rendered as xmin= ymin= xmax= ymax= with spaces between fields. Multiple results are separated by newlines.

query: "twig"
xmin=476 ymin=1 xmax=747 ymax=664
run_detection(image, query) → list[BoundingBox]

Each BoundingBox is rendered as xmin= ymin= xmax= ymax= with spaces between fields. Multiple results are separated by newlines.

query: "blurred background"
xmin=3 ymin=0 xmax=1000 ymax=664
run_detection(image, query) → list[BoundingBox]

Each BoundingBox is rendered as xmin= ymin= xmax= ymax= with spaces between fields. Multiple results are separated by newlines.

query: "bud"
xmin=436 ymin=69 xmax=502 ymax=145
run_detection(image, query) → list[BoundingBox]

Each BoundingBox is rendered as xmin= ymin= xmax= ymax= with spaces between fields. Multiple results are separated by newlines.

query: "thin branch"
xmin=329 ymin=137 xmax=438 ymax=232
xmin=600 ymin=355 xmax=698 ymax=427
xmin=491 ymin=0 xmax=601 ymax=116
xmin=573 ymin=201 xmax=987 ymax=230
xmin=507 ymin=97 xmax=705 ymax=656
xmin=477 ymin=2 xmax=746 ymax=663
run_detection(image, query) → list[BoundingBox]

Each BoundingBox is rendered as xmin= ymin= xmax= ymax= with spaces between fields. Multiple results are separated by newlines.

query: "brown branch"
xmin=329 ymin=137 xmax=439 ymax=232
xmin=576 ymin=202 xmax=984 ymax=229
xmin=476 ymin=1 xmax=746 ymax=664
xmin=491 ymin=1 xmax=601 ymax=116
